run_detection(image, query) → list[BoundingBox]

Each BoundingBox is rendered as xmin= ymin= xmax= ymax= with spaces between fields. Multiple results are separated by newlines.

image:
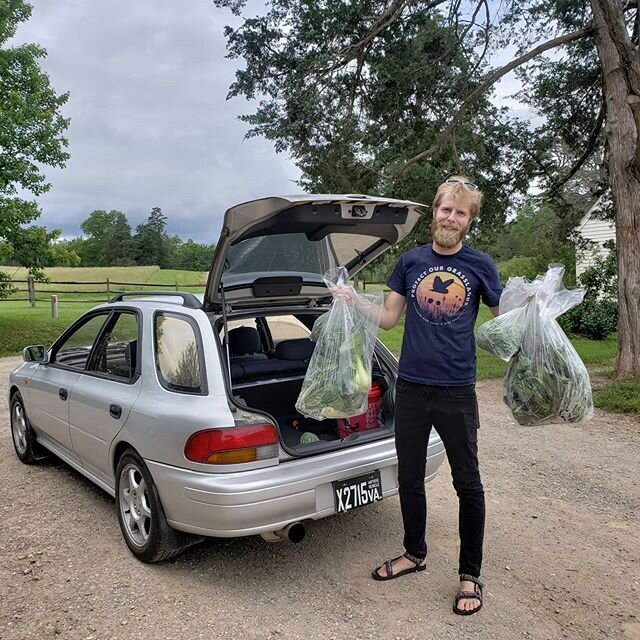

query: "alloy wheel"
xmin=118 ymin=463 xmax=152 ymax=547
xmin=11 ymin=402 xmax=28 ymax=456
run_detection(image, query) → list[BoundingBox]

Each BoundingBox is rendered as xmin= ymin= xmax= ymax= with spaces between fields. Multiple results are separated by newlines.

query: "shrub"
xmin=497 ymin=256 xmax=540 ymax=283
xmin=558 ymin=245 xmax=617 ymax=340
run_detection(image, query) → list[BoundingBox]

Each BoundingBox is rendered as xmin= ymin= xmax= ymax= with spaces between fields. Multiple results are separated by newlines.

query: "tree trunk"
xmin=591 ymin=0 xmax=640 ymax=378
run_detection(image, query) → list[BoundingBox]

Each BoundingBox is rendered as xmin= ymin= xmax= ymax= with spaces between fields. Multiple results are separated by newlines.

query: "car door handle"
xmin=109 ymin=404 xmax=122 ymax=419
xmin=59 ymin=388 xmax=68 ymax=401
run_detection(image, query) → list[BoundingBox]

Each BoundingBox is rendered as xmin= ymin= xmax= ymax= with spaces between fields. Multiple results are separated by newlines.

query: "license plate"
xmin=333 ymin=470 xmax=383 ymax=513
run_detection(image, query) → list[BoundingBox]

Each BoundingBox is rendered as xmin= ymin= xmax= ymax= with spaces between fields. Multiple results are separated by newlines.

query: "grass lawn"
xmin=2 ymin=272 xmax=633 ymax=416
xmin=0 ymin=302 xmax=90 ymax=357
xmin=593 ymin=378 xmax=640 ymax=413
xmin=145 ymin=269 xmax=207 ymax=287
xmin=0 ymin=266 xmax=207 ymax=356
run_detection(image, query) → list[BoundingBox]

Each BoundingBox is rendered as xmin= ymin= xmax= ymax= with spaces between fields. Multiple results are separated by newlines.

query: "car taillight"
xmin=184 ymin=424 xmax=279 ymax=465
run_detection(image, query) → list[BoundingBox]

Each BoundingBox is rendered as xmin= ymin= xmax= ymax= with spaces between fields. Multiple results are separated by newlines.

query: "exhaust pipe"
xmin=260 ymin=522 xmax=306 ymax=544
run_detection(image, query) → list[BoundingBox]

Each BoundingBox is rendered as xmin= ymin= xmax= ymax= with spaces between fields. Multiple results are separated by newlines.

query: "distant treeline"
xmin=0 ymin=208 xmax=215 ymax=272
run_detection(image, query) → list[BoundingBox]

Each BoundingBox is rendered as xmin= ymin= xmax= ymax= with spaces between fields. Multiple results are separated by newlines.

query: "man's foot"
xmin=453 ymin=574 xmax=483 ymax=615
xmin=371 ymin=551 xmax=427 ymax=581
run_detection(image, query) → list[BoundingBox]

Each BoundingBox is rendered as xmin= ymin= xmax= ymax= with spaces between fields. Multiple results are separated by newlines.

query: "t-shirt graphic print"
xmin=412 ymin=269 xmax=470 ymax=325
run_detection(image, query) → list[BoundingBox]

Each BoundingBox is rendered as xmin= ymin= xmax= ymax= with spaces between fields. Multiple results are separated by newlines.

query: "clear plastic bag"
xmin=476 ymin=265 xmax=594 ymax=426
xmin=295 ymin=267 xmax=383 ymax=420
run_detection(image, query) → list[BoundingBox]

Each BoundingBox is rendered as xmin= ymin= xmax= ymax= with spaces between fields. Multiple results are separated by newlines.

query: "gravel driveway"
xmin=1 ymin=355 xmax=638 ymax=640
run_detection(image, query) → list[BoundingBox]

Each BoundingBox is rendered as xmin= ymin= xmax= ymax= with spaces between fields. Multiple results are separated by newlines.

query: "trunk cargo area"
xmin=233 ymin=373 xmax=393 ymax=450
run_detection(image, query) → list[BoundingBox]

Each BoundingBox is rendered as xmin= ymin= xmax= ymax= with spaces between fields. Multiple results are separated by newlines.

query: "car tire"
xmin=115 ymin=449 xmax=201 ymax=563
xmin=10 ymin=392 xmax=47 ymax=464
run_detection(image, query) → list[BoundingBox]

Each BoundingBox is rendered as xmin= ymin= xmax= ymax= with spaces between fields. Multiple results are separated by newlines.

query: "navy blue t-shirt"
xmin=387 ymin=244 xmax=502 ymax=385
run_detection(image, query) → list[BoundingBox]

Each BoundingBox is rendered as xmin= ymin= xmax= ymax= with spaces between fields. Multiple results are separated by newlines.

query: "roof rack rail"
xmin=107 ymin=291 xmax=202 ymax=309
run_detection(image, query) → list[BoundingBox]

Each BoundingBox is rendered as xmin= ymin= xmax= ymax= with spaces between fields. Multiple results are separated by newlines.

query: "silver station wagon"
xmin=9 ymin=194 xmax=445 ymax=562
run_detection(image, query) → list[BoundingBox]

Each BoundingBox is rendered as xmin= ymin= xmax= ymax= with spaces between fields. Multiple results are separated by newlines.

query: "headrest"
xmin=275 ymin=338 xmax=315 ymax=362
xmin=228 ymin=326 xmax=261 ymax=355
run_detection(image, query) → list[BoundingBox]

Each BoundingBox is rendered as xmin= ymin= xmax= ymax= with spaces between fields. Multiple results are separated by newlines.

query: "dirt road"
xmin=0 ymin=355 xmax=638 ymax=640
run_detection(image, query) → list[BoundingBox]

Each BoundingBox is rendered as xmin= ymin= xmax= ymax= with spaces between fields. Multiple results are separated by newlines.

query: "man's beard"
xmin=431 ymin=219 xmax=469 ymax=248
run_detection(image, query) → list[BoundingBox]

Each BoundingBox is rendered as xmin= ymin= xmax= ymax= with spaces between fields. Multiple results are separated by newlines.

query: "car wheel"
xmin=115 ymin=449 xmax=200 ymax=563
xmin=10 ymin=392 xmax=47 ymax=464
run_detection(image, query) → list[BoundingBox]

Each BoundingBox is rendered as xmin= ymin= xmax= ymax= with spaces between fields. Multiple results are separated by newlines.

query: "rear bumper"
xmin=146 ymin=435 xmax=446 ymax=538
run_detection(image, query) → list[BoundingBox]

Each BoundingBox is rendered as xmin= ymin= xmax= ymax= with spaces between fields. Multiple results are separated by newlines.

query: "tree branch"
xmin=458 ymin=0 xmax=488 ymax=44
xmin=546 ymin=100 xmax=605 ymax=196
xmin=390 ymin=25 xmax=594 ymax=180
xmin=467 ymin=1 xmax=491 ymax=78
xmin=319 ymin=0 xmax=448 ymax=76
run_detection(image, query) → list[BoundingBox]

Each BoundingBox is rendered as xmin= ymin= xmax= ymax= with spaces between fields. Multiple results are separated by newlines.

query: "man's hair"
xmin=432 ymin=175 xmax=483 ymax=219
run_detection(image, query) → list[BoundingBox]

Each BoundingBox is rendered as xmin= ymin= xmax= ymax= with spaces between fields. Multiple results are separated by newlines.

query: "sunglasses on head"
xmin=445 ymin=178 xmax=479 ymax=191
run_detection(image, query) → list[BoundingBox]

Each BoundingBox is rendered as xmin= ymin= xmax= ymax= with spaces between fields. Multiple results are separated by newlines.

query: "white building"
xmin=575 ymin=195 xmax=615 ymax=278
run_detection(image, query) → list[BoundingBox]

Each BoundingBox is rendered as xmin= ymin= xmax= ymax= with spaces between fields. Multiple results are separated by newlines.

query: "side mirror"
xmin=23 ymin=345 xmax=48 ymax=363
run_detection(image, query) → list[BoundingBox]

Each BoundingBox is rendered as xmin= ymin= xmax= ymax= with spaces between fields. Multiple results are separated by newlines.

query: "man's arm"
xmin=332 ymin=286 xmax=406 ymax=330
xmin=380 ymin=291 xmax=407 ymax=330
xmin=489 ymin=305 xmax=499 ymax=318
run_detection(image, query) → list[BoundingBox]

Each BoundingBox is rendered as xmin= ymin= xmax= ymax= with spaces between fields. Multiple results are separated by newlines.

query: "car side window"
xmin=154 ymin=313 xmax=205 ymax=394
xmin=53 ymin=314 xmax=110 ymax=370
xmin=89 ymin=312 xmax=139 ymax=381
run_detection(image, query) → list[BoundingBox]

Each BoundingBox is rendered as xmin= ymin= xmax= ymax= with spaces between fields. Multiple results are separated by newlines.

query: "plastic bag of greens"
xmin=295 ymin=267 xmax=382 ymax=420
xmin=477 ymin=265 xmax=593 ymax=426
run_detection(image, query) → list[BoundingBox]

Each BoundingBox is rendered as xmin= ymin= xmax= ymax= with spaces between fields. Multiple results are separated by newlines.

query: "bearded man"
xmin=369 ymin=176 xmax=502 ymax=615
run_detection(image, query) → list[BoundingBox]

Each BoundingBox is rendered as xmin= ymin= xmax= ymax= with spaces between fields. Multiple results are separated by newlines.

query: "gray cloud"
xmin=13 ymin=0 xmax=300 ymax=243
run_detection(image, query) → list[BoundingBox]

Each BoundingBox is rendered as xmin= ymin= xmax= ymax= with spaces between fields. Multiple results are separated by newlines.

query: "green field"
xmin=0 ymin=265 xmax=206 ymax=303
xmin=0 ymin=266 xmax=206 ymax=355
xmin=1 ymin=267 xmax=631 ymax=414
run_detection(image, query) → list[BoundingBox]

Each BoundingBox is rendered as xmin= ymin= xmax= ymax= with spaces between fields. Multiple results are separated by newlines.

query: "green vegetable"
xmin=299 ymin=432 xmax=320 ymax=445
xmin=296 ymin=292 xmax=381 ymax=420
xmin=476 ymin=307 xmax=525 ymax=362
xmin=502 ymin=318 xmax=593 ymax=426
xmin=477 ymin=267 xmax=593 ymax=426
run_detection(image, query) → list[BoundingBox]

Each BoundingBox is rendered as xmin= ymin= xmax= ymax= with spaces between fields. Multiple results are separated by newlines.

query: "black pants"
xmin=394 ymin=378 xmax=485 ymax=578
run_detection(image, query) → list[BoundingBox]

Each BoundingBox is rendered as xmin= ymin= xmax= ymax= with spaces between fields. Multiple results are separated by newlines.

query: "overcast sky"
xmin=13 ymin=1 xmax=526 ymax=245
xmin=13 ymin=0 xmax=301 ymax=244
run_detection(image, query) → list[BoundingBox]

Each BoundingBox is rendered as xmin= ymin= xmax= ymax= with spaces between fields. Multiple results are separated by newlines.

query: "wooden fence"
xmin=0 ymin=276 xmax=205 ymax=306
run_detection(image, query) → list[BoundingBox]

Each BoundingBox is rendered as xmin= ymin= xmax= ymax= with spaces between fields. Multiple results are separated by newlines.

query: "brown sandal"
xmin=453 ymin=573 xmax=484 ymax=615
xmin=371 ymin=551 xmax=426 ymax=581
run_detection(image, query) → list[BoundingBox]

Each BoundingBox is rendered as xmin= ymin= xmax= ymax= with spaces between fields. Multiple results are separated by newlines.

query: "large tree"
xmin=216 ymin=0 xmax=640 ymax=378
xmin=78 ymin=209 xmax=133 ymax=266
xmin=133 ymin=207 xmax=172 ymax=267
xmin=0 ymin=0 xmax=70 ymax=292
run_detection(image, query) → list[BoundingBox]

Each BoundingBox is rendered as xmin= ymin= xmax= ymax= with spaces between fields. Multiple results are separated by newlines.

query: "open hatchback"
xmin=204 ymin=194 xmax=424 ymax=310
xmin=205 ymin=194 xmax=426 ymax=456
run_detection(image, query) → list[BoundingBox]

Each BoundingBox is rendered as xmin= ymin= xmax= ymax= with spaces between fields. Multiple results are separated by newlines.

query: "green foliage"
xmin=217 ymin=0 xmax=538 ymax=248
xmin=0 ymin=0 xmax=70 ymax=293
xmin=133 ymin=207 xmax=172 ymax=268
xmin=504 ymin=343 xmax=592 ymax=425
xmin=492 ymin=201 xmax=578 ymax=285
xmin=298 ymin=297 xmax=380 ymax=419
xmin=558 ymin=246 xmax=618 ymax=340
xmin=476 ymin=307 xmax=526 ymax=361
xmin=497 ymin=256 xmax=541 ymax=283
xmin=0 ymin=271 xmax=16 ymax=298
xmin=78 ymin=210 xmax=133 ymax=266
xmin=65 ymin=209 xmax=214 ymax=270
xmin=173 ymin=239 xmax=214 ymax=272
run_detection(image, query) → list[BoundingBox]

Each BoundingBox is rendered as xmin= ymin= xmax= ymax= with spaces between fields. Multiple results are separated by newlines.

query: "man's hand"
xmin=330 ymin=284 xmax=357 ymax=304
xmin=329 ymin=285 xmax=405 ymax=330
